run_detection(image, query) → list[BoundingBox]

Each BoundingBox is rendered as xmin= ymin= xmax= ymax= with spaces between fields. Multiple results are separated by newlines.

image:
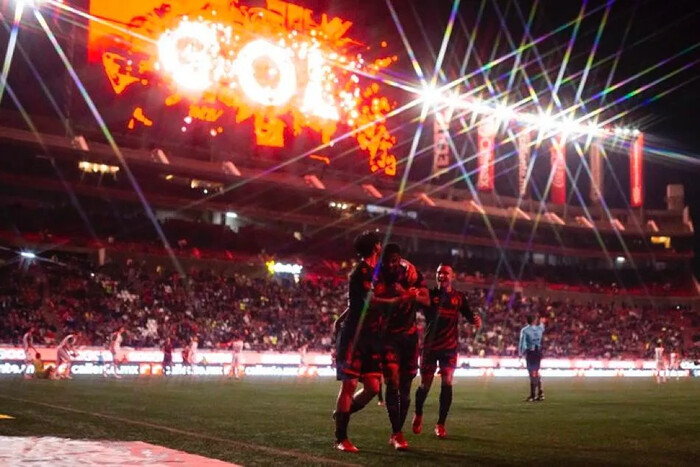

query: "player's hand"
xmin=473 ymin=315 xmax=482 ymax=329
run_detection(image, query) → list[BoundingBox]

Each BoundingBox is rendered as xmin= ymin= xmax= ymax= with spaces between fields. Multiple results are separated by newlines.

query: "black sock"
xmin=415 ymin=386 xmax=428 ymax=416
xmin=438 ymin=385 xmax=453 ymax=425
xmin=529 ymin=376 xmax=537 ymax=398
xmin=537 ymin=377 xmax=543 ymax=396
xmin=385 ymin=386 xmax=402 ymax=434
xmin=377 ymin=386 xmax=384 ymax=402
xmin=399 ymin=379 xmax=413 ymax=428
xmin=399 ymin=394 xmax=411 ymax=429
xmin=334 ymin=411 xmax=350 ymax=442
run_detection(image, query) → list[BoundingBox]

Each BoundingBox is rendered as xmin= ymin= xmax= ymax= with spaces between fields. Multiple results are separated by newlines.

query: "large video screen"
xmin=87 ymin=0 xmax=401 ymax=175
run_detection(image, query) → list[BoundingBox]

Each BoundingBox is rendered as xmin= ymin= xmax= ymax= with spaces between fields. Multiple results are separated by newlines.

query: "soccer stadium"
xmin=0 ymin=0 xmax=699 ymax=465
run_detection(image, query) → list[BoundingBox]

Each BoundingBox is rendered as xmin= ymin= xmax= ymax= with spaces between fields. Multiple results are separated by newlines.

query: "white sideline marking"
xmin=0 ymin=436 xmax=239 ymax=466
xmin=0 ymin=395 xmax=359 ymax=466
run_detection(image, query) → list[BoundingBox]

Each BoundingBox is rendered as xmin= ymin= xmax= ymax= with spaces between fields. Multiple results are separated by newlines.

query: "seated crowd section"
xmin=1 ymin=253 xmax=697 ymax=360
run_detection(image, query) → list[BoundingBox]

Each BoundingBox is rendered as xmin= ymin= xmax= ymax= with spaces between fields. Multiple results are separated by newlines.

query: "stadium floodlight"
xmin=420 ymin=84 xmax=442 ymax=108
xmin=494 ymin=103 xmax=514 ymax=122
xmin=20 ymin=251 xmax=36 ymax=259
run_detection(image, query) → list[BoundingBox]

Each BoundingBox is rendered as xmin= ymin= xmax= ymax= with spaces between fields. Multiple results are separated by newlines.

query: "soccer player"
xmin=162 ymin=337 xmax=173 ymax=376
xmin=669 ymin=348 xmax=681 ymax=380
xmin=104 ymin=326 xmax=125 ymax=378
xmin=56 ymin=332 xmax=80 ymax=379
xmin=654 ymin=341 xmax=667 ymax=384
xmin=378 ymin=243 xmax=429 ymax=450
xmin=333 ymin=231 xmax=416 ymax=453
xmin=32 ymin=353 xmax=55 ymax=379
xmin=183 ymin=337 xmax=199 ymax=374
xmin=231 ymin=336 xmax=244 ymax=379
xmin=413 ymin=264 xmax=481 ymax=439
xmin=23 ymin=327 xmax=37 ymax=380
xmin=518 ymin=315 xmax=546 ymax=401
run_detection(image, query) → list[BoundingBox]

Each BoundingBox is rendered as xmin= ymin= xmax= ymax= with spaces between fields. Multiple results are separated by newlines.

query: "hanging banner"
xmin=477 ymin=116 xmax=497 ymax=191
xmin=516 ymin=130 xmax=531 ymax=198
xmin=630 ymin=133 xmax=644 ymax=207
xmin=590 ymin=140 xmax=604 ymax=204
xmin=549 ymin=136 xmax=566 ymax=204
xmin=433 ymin=107 xmax=454 ymax=174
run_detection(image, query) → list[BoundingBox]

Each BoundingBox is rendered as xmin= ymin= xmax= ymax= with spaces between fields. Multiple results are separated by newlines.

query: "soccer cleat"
xmin=536 ymin=392 xmax=545 ymax=401
xmin=525 ymin=396 xmax=536 ymax=402
xmin=435 ymin=424 xmax=447 ymax=439
xmin=412 ymin=414 xmax=423 ymax=434
xmin=377 ymin=400 xmax=385 ymax=407
xmin=389 ymin=432 xmax=409 ymax=451
xmin=335 ymin=439 xmax=359 ymax=453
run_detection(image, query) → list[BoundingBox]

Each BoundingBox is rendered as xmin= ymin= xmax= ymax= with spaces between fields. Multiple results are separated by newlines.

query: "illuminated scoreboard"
xmin=88 ymin=0 xmax=399 ymax=175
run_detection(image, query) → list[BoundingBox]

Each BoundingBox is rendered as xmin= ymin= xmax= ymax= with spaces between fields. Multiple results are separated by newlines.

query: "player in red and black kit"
xmin=333 ymin=232 xmax=417 ymax=453
xmin=413 ymin=263 xmax=482 ymax=438
xmin=376 ymin=243 xmax=429 ymax=450
xmin=162 ymin=337 xmax=173 ymax=376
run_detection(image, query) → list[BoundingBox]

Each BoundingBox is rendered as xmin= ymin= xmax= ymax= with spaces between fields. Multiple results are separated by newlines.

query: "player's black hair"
xmin=354 ymin=230 xmax=381 ymax=258
xmin=437 ymin=262 xmax=455 ymax=271
xmin=35 ymin=353 xmax=41 ymax=359
xmin=383 ymin=243 xmax=402 ymax=257
xmin=526 ymin=315 xmax=535 ymax=325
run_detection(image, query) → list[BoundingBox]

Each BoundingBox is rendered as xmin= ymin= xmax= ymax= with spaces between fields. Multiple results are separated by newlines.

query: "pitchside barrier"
xmin=1 ymin=347 xmax=696 ymax=378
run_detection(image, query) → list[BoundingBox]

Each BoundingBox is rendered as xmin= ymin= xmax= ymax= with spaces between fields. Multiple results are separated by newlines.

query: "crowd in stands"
xmin=1 ymin=254 xmax=697 ymax=361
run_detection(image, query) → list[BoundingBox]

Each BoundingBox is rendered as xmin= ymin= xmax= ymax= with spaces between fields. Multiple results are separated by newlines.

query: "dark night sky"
xmin=1 ymin=0 xmax=699 ymax=270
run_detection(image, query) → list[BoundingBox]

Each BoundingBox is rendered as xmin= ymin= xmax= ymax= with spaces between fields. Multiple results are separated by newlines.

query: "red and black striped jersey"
xmin=377 ymin=260 xmax=426 ymax=335
xmin=341 ymin=260 xmax=383 ymax=339
xmin=423 ymin=287 xmax=476 ymax=351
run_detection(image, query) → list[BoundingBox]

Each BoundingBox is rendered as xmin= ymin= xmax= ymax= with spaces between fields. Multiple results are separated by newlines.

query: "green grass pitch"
xmin=0 ymin=377 xmax=699 ymax=466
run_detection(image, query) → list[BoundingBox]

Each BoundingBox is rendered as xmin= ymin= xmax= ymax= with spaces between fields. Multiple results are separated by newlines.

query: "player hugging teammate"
xmin=332 ymin=233 xmax=482 ymax=453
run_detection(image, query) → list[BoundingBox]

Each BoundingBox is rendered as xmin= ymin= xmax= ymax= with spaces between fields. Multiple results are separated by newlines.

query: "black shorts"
xmin=383 ymin=332 xmax=419 ymax=378
xmin=336 ymin=334 xmax=382 ymax=381
xmin=525 ymin=348 xmax=542 ymax=372
xmin=420 ymin=348 xmax=458 ymax=376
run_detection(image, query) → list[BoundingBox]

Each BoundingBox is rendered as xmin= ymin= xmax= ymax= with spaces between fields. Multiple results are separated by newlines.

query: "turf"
xmin=0 ymin=377 xmax=698 ymax=466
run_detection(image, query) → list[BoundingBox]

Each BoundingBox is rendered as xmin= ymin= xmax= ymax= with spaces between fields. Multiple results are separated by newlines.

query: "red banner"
xmin=516 ymin=130 xmax=531 ymax=198
xmin=477 ymin=117 xmax=497 ymax=191
xmin=630 ymin=133 xmax=644 ymax=207
xmin=590 ymin=140 xmax=604 ymax=204
xmin=549 ymin=136 xmax=567 ymax=204
xmin=433 ymin=107 xmax=454 ymax=174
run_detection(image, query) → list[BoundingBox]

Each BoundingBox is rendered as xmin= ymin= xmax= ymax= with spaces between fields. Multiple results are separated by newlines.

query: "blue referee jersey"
xmin=518 ymin=324 xmax=545 ymax=356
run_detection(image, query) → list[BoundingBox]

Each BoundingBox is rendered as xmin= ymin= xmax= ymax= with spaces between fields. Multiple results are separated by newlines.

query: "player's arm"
xmin=411 ymin=269 xmax=430 ymax=307
xmin=518 ymin=329 xmax=526 ymax=357
xmin=333 ymin=308 xmax=349 ymax=336
xmin=458 ymin=293 xmax=481 ymax=328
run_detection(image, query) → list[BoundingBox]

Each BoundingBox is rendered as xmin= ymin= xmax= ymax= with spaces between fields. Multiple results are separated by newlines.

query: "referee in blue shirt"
xmin=518 ymin=315 xmax=546 ymax=402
